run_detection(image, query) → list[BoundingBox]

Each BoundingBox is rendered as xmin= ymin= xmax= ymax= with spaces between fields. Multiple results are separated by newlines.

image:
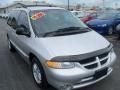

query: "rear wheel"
xmin=31 ymin=57 xmax=49 ymax=89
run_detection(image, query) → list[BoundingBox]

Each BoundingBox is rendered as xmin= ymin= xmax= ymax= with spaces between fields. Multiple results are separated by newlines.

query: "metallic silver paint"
xmin=7 ymin=7 xmax=117 ymax=90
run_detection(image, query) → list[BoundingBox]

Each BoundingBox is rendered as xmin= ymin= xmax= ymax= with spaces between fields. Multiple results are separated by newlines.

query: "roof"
xmin=0 ymin=1 xmax=51 ymax=9
xmin=27 ymin=6 xmax=64 ymax=10
xmin=13 ymin=6 xmax=64 ymax=12
xmin=14 ymin=1 xmax=48 ymax=6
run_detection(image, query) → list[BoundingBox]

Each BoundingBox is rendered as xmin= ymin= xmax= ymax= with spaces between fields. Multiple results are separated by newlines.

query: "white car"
xmin=71 ymin=11 xmax=86 ymax=18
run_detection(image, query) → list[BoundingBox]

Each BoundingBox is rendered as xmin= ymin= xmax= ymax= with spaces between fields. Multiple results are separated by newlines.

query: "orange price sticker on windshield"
xmin=31 ymin=12 xmax=45 ymax=20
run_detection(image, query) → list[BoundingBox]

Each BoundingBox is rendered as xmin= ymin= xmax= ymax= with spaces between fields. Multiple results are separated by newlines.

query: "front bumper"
xmin=73 ymin=67 xmax=112 ymax=89
xmin=45 ymin=51 xmax=116 ymax=90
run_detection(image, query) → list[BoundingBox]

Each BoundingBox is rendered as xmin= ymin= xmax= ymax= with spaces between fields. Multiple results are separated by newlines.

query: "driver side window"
xmin=17 ymin=11 xmax=30 ymax=35
xmin=7 ymin=10 xmax=20 ymax=30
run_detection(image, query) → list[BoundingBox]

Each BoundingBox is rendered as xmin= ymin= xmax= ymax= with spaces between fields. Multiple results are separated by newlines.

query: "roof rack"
xmin=16 ymin=3 xmax=56 ymax=8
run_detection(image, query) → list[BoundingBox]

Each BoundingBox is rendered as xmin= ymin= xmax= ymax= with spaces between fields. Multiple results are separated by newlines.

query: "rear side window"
xmin=7 ymin=10 xmax=21 ymax=29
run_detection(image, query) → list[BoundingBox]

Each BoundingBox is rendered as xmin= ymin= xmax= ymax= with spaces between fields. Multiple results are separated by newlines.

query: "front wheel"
xmin=31 ymin=57 xmax=49 ymax=89
xmin=8 ymin=38 xmax=16 ymax=52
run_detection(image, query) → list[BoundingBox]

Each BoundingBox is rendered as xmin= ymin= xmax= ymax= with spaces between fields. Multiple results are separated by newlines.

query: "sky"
xmin=0 ymin=0 xmax=120 ymax=8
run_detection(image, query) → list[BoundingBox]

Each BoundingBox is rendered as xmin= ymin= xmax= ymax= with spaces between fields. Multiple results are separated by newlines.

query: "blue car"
xmin=87 ymin=11 xmax=120 ymax=35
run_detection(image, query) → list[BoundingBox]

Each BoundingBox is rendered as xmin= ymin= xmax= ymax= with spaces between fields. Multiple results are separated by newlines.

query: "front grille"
xmin=84 ymin=63 xmax=98 ymax=69
xmin=79 ymin=57 xmax=96 ymax=64
xmin=79 ymin=52 xmax=109 ymax=70
xmin=98 ymin=52 xmax=109 ymax=59
xmin=100 ymin=59 xmax=108 ymax=65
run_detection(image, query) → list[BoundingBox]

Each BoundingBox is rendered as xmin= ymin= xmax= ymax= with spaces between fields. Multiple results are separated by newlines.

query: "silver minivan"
xmin=7 ymin=7 xmax=116 ymax=90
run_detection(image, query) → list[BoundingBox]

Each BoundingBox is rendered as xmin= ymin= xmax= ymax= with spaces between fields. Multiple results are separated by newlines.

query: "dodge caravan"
xmin=6 ymin=7 xmax=116 ymax=90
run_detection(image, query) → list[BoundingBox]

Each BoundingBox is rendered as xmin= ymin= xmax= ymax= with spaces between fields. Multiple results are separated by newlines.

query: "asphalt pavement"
xmin=0 ymin=18 xmax=120 ymax=90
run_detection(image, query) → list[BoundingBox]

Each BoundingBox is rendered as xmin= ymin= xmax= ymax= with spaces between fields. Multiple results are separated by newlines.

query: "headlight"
xmin=46 ymin=61 xmax=75 ymax=69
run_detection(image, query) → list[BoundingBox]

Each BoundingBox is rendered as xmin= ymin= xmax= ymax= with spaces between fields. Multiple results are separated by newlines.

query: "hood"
xmin=87 ymin=19 xmax=113 ymax=26
xmin=39 ymin=31 xmax=110 ymax=59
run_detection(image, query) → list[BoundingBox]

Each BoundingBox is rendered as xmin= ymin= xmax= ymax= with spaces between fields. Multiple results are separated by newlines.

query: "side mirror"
xmin=16 ymin=27 xmax=30 ymax=37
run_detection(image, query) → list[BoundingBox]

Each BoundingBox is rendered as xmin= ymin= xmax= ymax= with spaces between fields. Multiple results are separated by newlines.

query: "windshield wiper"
xmin=43 ymin=27 xmax=90 ymax=37
xmin=56 ymin=27 xmax=90 ymax=32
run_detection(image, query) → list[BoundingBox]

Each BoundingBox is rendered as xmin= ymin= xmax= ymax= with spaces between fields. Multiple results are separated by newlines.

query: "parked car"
xmin=81 ymin=12 xmax=98 ymax=23
xmin=71 ymin=11 xmax=86 ymax=18
xmin=71 ymin=11 xmax=99 ymax=23
xmin=7 ymin=7 xmax=116 ymax=90
xmin=87 ymin=11 xmax=120 ymax=35
xmin=0 ymin=13 xmax=9 ymax=19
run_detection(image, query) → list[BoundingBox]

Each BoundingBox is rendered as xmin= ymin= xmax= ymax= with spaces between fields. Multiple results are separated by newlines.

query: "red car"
xmin=81 ymin=15 xmax=93 ymax=23
xmin=81 ymin=13 xmax=98 ymax=23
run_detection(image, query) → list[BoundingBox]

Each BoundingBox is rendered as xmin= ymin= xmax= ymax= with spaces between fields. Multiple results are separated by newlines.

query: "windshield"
xmin=97 ymin=13 xmax=116 ymax=20
xmin=30 ymin=9 xmax=89 ymax=37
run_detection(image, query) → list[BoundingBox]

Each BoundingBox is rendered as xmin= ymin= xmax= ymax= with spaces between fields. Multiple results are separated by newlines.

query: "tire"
xmin=108 ymin=27 xmax=113 ymax=35
xmin=31 ymin=57 xmax=49 ymax=89
xmin=8 ymin=38 xmax=16 ymax=52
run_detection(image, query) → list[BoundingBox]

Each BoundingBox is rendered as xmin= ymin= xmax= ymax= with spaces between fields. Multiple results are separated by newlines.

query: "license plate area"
xmin=94 ymin=68 xmax=108 ymax=79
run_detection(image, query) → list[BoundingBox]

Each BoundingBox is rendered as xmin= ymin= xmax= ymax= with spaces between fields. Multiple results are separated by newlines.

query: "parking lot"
xmin=0 ymin=18 xmax=120 ymax=90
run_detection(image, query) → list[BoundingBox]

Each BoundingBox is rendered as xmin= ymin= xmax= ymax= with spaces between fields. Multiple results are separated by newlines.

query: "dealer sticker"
xmin=31 ymin=12 xmax=45 ymax=20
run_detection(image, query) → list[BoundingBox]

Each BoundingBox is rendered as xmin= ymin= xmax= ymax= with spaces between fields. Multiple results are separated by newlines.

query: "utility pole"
xmin=115 ymin=3 xmax=118 ymax=9
xmin=68 ymin=0 xmax=70 ymax=10
xmin=103 ymin=0 xmax=105 ymax=9
xmin=35 ymin=1 xmax=38 ymax=6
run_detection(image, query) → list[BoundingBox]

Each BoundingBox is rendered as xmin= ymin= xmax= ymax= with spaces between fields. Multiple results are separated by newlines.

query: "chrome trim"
xmin=79 ymin=52 xmax=109 ymax=70
xmin=83 ymin=60 xmax=97 ymax=67
xmin=73 ymin=68 xmax=112 ymax=89
xmin=100 ymin=56 xmax=109 ymax=61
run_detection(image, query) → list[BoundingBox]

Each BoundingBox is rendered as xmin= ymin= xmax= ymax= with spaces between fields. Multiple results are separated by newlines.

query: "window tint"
xmin=17 ymin=11 xmax=31 ymax=36
xmin=30 ymin=9 xmax=87 ymax=37
xmin=18 ymin=11 xmax=29 ymax=30
xmin=10 ymin=10 xmax=20 ymax=21
xmin=7 ymin=10 xmax=21 ymax=29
